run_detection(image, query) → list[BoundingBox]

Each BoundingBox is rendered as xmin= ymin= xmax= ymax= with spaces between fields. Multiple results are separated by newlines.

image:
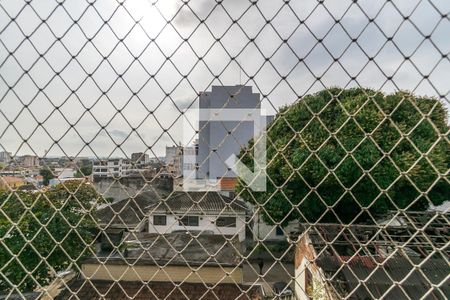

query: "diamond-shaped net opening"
xmin=0 ymin=0 xmax=448 ymax=299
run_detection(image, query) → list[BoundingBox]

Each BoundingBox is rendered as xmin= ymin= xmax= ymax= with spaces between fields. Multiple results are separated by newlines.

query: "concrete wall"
xmin=252 ymin=213 xmax=298 ymax=241
xmin=148 ymin=212 xmax=246 ymax=241
xmin=294 ymin=234 xmax=327 ymax=300
xmin=81 ymin=264 xmax=242 ymax=284
xmin=197 ymin=85 xmax=260 ymax=179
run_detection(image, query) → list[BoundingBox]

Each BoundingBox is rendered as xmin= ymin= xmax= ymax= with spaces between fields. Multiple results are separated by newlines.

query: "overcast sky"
xmin=0 ymin=0 xmax=449 ymax=159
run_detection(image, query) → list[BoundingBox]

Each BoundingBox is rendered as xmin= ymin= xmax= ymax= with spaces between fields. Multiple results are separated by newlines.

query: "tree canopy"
xmin=0 ymin=181 xmax=101 ymax=292
xmin=39 ymin=168 xmax=54 ymax=186
xmin=237 ymin=88 xmax=449 ymax=225
xmin=75 ymin=164 xmax=93 ymax=178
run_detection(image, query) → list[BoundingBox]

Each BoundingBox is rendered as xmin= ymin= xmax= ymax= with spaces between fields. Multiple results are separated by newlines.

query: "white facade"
xmin=249 ymin=203 xmax=298 ymax=241
xmin=93 ymin=159 xmax=123 ymax=177
xmin=252 ymin=218 xmax=298 ymax=241
xmin=54 ymin=168 xmax=75 ymax=179
xmin=148 ymin=212 xmax=246 ymax=242
xmin=93 ymin=159 xmax=141 ymax=178
xmin=295 ymin=256 xmax=319 ymax=300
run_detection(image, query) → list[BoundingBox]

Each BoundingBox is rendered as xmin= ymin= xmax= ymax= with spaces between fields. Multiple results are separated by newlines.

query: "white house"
xmin=249 ymin=203 xmax=298 ymax=241
xmin=147 ymin=192 xmax=248 ymax=241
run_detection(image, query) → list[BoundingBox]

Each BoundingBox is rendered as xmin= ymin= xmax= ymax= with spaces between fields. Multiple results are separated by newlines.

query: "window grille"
xmin=216 ymin=216 xmax=236 ymax=227
xmin=153 ymin=215 xmax=167 ymax=226
xmin=179 ymin=216 xmax=200 ymax=227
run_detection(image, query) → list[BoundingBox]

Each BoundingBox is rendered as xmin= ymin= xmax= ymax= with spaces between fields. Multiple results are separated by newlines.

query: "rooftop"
xmin=316 ymin=256 xmax=449 ymax=299
xmin=147 ymin=192 xmax=247 ymax=214
xmin=96 ymin=189 xmax=167 ymax=229
xmin=297 ymin=210 xmax=449 ymax=258
xmin=86 ymin=232 xmax=242 ymax=267
xmin=296 ymin=211 xmax=450 ymax=299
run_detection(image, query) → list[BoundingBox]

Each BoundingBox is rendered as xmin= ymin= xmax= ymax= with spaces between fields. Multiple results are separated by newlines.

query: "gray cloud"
xmin=0 ymin=0 xmax=449 ymax=158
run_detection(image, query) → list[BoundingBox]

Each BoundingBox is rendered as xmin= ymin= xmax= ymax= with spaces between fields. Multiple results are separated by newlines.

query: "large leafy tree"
xmin=75 ymin=164 xmax=93 ymax=178
xmin=39 ymin=168 xmax=54 ymax=186
xmin=0 ymin=181 xmax=100 ymax=292
xmin=237 ymin=88 xmax=449 ymax=225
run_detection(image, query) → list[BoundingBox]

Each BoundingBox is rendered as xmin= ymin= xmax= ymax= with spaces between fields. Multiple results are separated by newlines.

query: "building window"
xmin=113 ymin=168 xmax=119 ymax=171
xmin=216 ymin=217 xmax=236 ymax=227
xmin=153 ymin=215 xmax=166 ymax=226
xmin=276 ymin=226 xmax=284 ymax=236
xmin=179 ymin=216 xmax=199 ymax=226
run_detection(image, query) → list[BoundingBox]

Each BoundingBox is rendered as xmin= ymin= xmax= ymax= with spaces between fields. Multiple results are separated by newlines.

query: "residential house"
xmin=95 ymin=190 xmax=166 ymax=232
xmin=252 ymin=215 xmax=298 ymax=242
xmin=25 ymin=174 xmax=43 ymax=187
xmin=48 ymin=168 xmax=77 ymax=186
xmin=147 ymin=192 xmax=248 ymax=241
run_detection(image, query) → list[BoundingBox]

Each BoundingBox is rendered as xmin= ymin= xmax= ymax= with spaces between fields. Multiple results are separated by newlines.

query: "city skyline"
xmin=1 ymin=0 xmax=448 ymax=158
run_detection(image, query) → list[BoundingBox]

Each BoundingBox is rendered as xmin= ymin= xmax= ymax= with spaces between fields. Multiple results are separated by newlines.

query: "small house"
xmin=147 ymin=192 xmax=248 ymax=241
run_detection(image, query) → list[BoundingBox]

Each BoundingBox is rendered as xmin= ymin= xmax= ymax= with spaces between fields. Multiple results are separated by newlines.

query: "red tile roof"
xmin=220 ymin=177 xmax=237 ymax=191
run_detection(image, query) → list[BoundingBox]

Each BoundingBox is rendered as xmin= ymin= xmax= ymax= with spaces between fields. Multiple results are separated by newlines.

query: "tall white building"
xmin=93 ymin=157 xmax=153 ymax=178
xmin=93 ymin=159 xmax=130 ymax=178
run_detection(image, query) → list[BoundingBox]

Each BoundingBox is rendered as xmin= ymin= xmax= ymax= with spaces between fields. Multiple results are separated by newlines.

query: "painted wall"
xmin=252 ymin=212 xmax=298 ymax=241
xmin=82 ymin=264 xmax=242 ymax=284
xmin=148 ymin=212 xmax=246 ymax=241
xmin=294 ymin=234 xmax=327 ymax=300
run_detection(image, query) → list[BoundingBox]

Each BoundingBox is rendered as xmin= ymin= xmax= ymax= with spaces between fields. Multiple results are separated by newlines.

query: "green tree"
xmin=39 ymin=168 xmax=54 ymax=186
xmin=0 ymin=180 xmax=100 ymax=292
xmin=237 ymin=88 xmax=449 ymax=225
xmin=75 ymin=164 xmax=93 ymax=178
